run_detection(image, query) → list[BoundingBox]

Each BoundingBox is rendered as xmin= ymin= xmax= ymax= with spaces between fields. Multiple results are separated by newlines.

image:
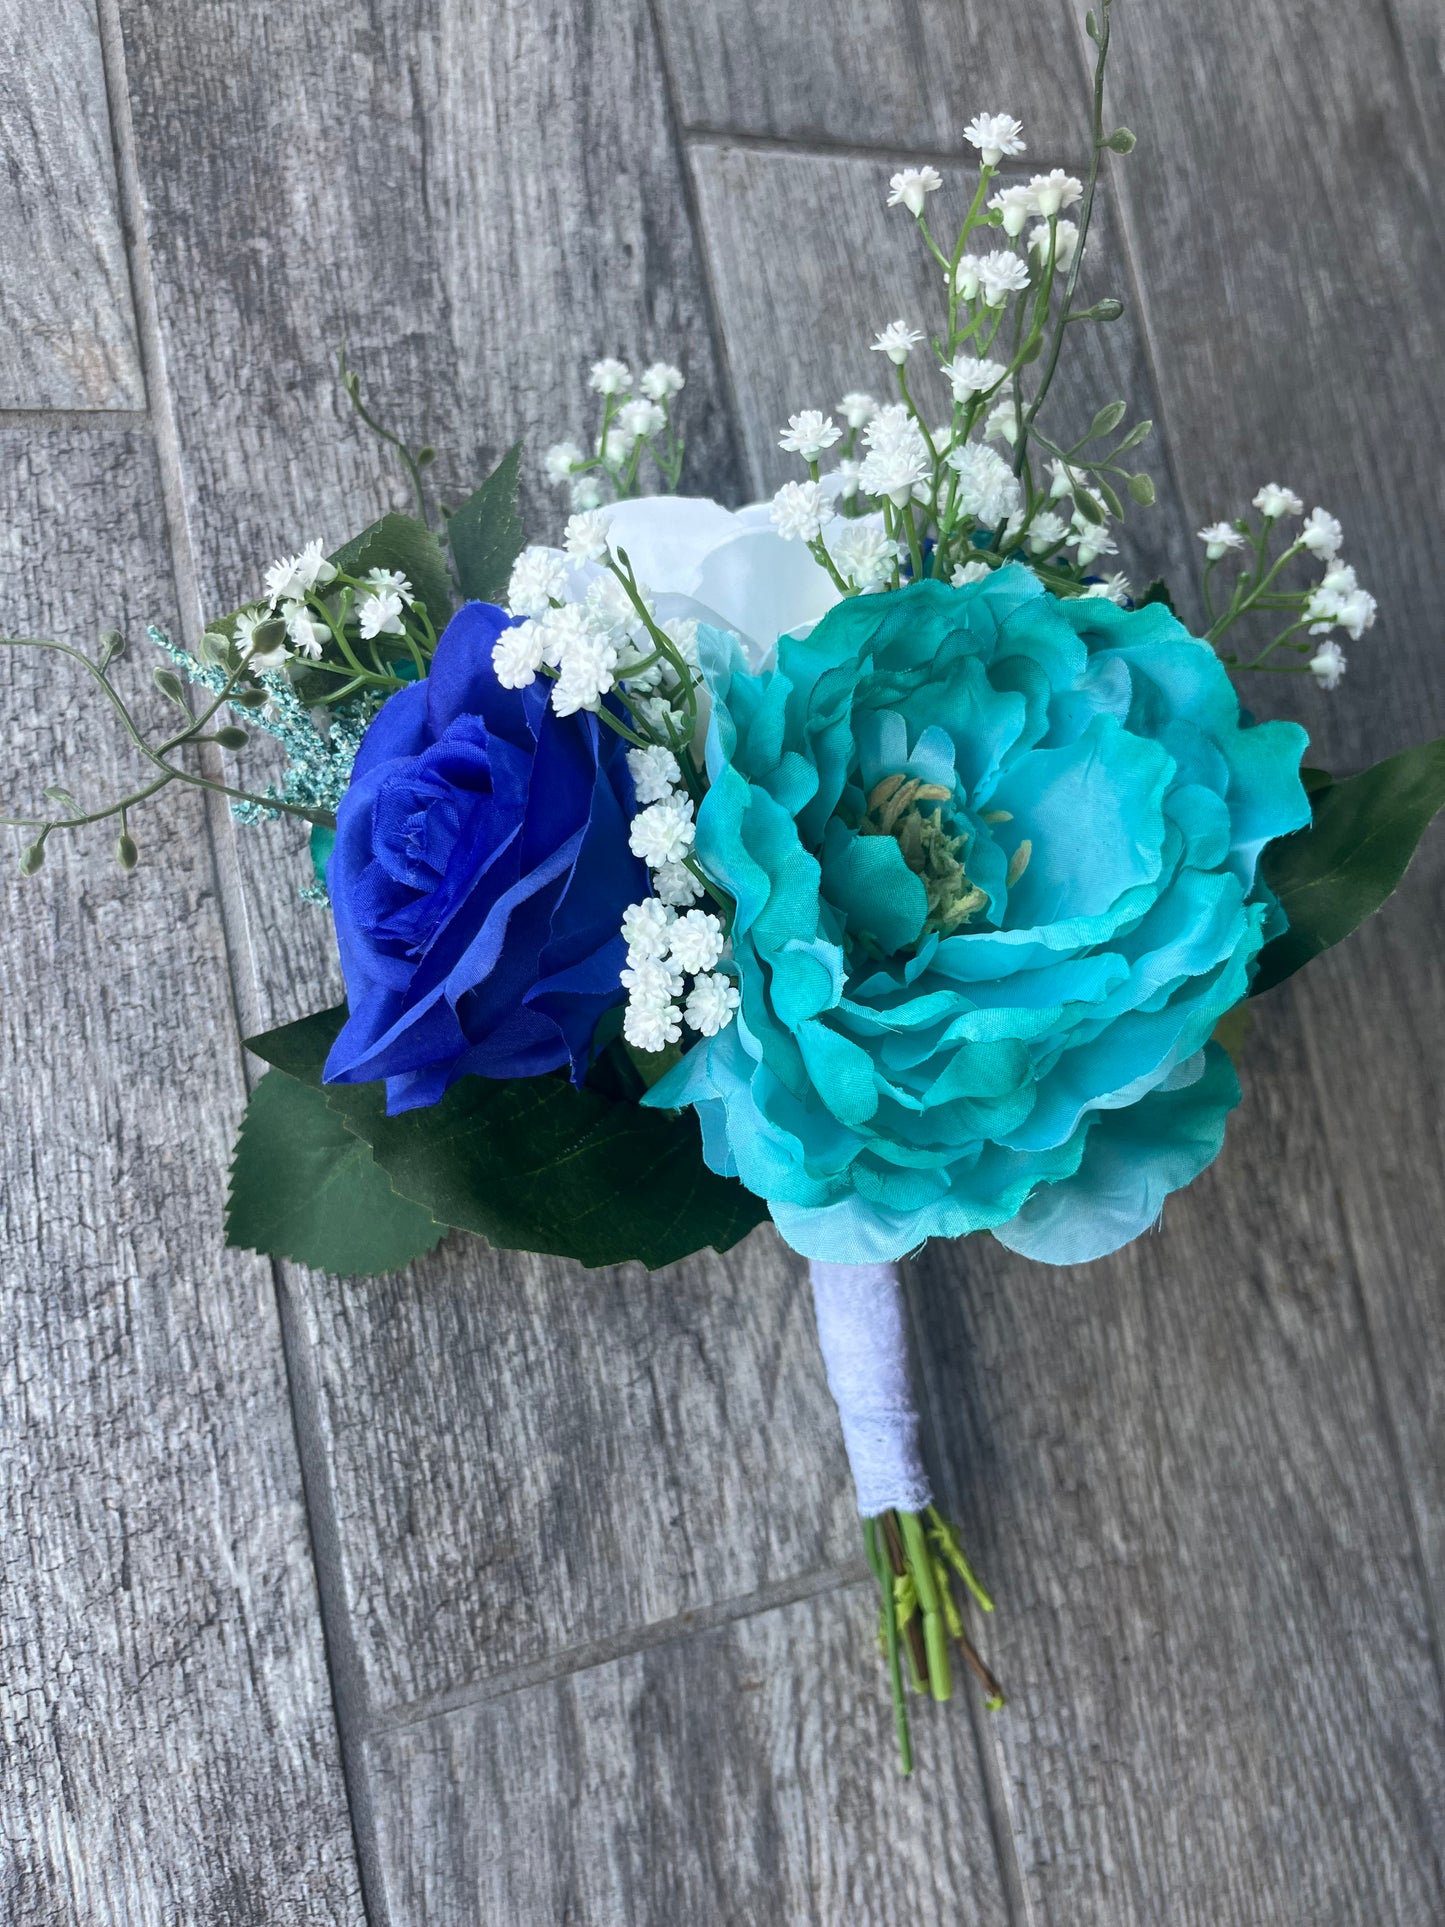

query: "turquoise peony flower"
xmin=645 ymin=567 xmax=1310 ymax=1265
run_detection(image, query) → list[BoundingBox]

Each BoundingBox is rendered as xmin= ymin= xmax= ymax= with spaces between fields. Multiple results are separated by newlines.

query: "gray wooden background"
xmin=3 ymin=1 xmax=1443 ymax=1921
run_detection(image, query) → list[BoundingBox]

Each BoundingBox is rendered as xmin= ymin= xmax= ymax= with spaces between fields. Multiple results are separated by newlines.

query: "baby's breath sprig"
xmin=338 ymin=344 xmax=438 ymax=530
xmin=767 ymin=0 xmax=1150 ymax=604
xmin=1198 ymin=491 xmax=1374 ymax=690
xmin=541 ymin=359 xmax=687 ymax=511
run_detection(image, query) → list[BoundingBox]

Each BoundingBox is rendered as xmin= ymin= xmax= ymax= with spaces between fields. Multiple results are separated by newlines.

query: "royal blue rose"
xmin=324 ymin=600 xmax=647 ymax=1112
xmin=646 ymin=568 xmax=1310 ymax=1265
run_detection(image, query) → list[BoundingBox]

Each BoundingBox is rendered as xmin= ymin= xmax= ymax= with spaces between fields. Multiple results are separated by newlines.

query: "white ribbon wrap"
xmin=809 ymin=1259 xmax=933 ymax=1518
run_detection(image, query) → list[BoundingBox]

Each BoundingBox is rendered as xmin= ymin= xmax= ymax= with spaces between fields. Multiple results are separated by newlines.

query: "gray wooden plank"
xmin=114 ymin=0 xmax=742 ymax=615
xmin=365 ymin=1584 xmax=1012 ymax=1927
xmin=0 ymin=0 xmax=144 ymax=409
xmin=285 ymin=1230 xmax=859 ymax=1714
xmin=688 ymin=143 xmax=1193 ymax=617
xmin=1104 ymin=0 xmax=1445 ymax=1688
xmin=655 ymin=0 xmax=1088 ymax=152
xmin=0 ymin=428 xmax=361 ymax=1925
xmin=911 ymin=972 xmax=1445 ymax=1925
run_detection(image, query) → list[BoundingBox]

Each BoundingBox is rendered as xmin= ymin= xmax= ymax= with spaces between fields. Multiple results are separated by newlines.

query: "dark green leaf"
xmin=245 ymin=1003 xmax=347 ymax=1085
xmin=448 ymin=442 xmax=524 ymax=604
xmin=324 ymin=1070 xmax=768 ymax=1272
xmin=1139 ymin=577 xmax=1175 ymax=612
xmin=244 ymin=1001 xmax=769 ymax=1271
xmin=330 ymin=511 xmax=454 ymax=627
xmin=1252 ymin=736 xmax=1445 ymax=994
xmin=225 ymin=1068 xmax=445 ymax=1275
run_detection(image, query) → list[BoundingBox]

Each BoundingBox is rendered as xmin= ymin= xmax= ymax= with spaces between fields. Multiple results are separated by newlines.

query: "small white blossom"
xmin=1026 ymin=510 xmax=1071 ymax=555
xmin=947 ymin=443 xmax=1023 ymax=526
xmin=627 ymin=743 xmax=682 ymax=805
xmin=952 ymin=559 xmax=991 ymax=586
xmin=551 ymin=633 xmax=619 ymax=716
xmin=684 ymin=971 xmax=740 ymax=1037
xmin=491 ymin=619 xmax=547 ymax=689
xmin=1306 ymin=575 xmax=1377 ymax=641
xmin=589 ymin=357 xmax=631 ymax=396
xmin=830 ymin=521 xmax=897 ymax=590
xmin=1072 ymin=518 xmax=1119 ymax=568
xmin=543 ymin=440 xmax=585 ymax=485
xmin=357 ymin=588 xmax=406 ymax=640
xmin=538 ymin=601 xmax=596 ymax=669
xmin=1309 ymin=638 xmax=1347 ymax=690
xmin=662 ymin=616 xmax=700 ymax=668
xmin=988 ymin=184 xmax=1035 ymax=237
xmin=570 ymin=475 xmax=605 ymax=512
xmin=770 ymin=479 xmax=830 ymax=542
xmin=1319 ymin=560 xmax=1359 ymax=596
xmin=870 ymin=319 xmax=925 ymax=365
xmin=886 ymin=165 xmax=943 ymax=216
xmin=508 ymin=547 xmax=569 ymax=616
xmin=602 ymin=425 xmax=636 ymax=464
xmin=939 ymin=355 xmax=1006 ymax=401
xmin=621 ymin=897 xmax=676 ymax=961
xmin=839 ymin=391 xmax=878 ymax=429
xmin=653 ymin=859 xmax=704 ymax=906
xmin=265 ymin=539 xmax=337 ymax=606
xmin=984 ymin=398 xmax=1020 ymax=447
xmin=630 ymin=796 xmax=696 ymax=868
xmin=639 ymin=361 xmax=684 ymax=401
xmin=832 ymin=458 xmax=863 ymax=500
xmin=1198 ymin=521 xmax=1246 ymax=560
xmin=363 ymin=568 xmax=414 ymax=607
xmin=618 ymin=396 xmax=666 ymax=439
xmin=1082 ymin=572 xmax=1132 ymax=605
xmin=952 ymin=254 xmax=983 ymax=301
xmin=584 ymin=570 xmax=645 ymax=644
xmin=1029 ymin=218 xmax=1079 ymax=270
xmin=623 ymin=999 xmax=682 ymax=1052
xmin=1339 ymin=589 xmax=1377 ymax=639
xmin=282 ymin=601 xmax=329 ymax=660
xmin=633 ymin=694 xmax=686 ymax=739
xmin=779 ymin=410 xmax=843 ymax=460
xmin=964 ymin=112 xmax=1026 ymax=166
xmin=1045 ymin=458 xmax=1078 ymax=500
xmin=859 ymin=438 xmax=931 ymax=508
xmin=621 ymin=955 xmax=684 ymax=1006
xmin=1300 ymin=507 xmax=1343 ymax=558
xmin=1027 ymin=170 xmax=1084 ymax=218
xmin=1253 ymin=482 xmax=1304 ymax=520
xmin=979 ymin=253 xmax=1032 ymax=306
xmin=563 ymin=509 xmax=612 ymax=564
xmin=667 ymin=909 xmax=726 ymax=974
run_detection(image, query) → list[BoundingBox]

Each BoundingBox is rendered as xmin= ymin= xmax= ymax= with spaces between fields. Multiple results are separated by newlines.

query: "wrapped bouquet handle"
xmin=809 ymin=1260 xmax=1003 ymax=1771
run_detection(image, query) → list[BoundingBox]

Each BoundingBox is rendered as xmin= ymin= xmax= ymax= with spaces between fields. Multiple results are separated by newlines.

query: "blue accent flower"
xmin=645 ymin=569 xmax=1310 ymax=1265
xmin=324 ymin=601 xmax=647 ymax=1113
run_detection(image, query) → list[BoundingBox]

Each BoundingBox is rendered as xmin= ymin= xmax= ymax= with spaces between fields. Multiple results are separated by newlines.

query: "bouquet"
xmin=9 ymin=0 xmax=1444 ymax=1776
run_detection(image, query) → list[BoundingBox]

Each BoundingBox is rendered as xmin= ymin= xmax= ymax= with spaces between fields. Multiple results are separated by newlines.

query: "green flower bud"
xmin=19 ymin=839 xmax=45 ymax=875
xmin=116 ymin=832 xmax=138 ymax=871
xmin=213 ymin=726 xmax=249 ymax=751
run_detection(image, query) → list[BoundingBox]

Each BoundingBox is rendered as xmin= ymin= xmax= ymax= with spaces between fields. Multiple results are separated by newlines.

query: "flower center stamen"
xmin=861 ymin=773 xmax=989 ymax=936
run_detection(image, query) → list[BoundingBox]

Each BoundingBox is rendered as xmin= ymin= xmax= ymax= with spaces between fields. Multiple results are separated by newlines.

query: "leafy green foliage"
xmin=447 ymin=443 xmax=524 ymax=604
xmin=242 ymin=1003 xmax=770 ymax=1273
xmin=1253 ymin=736 xmax=1445 ymax=994
xmin=226 ymin=1068 xmax=445 ymax=1275
xmin=1138 ymin=578 xmax=1175 ymax=613
xmin=329 ymin=511 xmax=454 ymax=629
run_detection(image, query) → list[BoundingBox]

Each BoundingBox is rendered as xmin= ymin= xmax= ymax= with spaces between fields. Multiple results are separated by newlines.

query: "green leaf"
xmin=1139 ymin=577 xmax=1175 ymax=613
xmin=330 ymin=511 xmax=454 ymax=627
xmin=1252 ymin=736 xmax=1445 ymax=995
xmin=1211 ymin=1001 xmax=1254 ymax=1066
xmin=226 ymin=1068 xmax=445 ymax=1275
xmin=448 ymin=442 xmax=524 ymax=604
xmin=324 ymin=1071 xmax=768 ymax=1271
xmin=245 ymin=1002 xmax=769 ymax=1271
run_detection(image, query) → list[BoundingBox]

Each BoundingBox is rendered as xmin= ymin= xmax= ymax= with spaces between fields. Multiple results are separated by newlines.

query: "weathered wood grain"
xmin=0 ymin=428 xmax=361 ymax=1925
xmin=655 ymin=0 xmax=1088 ymax=153
xmin=0 ymin=0 xmax=143 ymax=409
xmin=287 ymin=1229 xmax=858 ymax=1714
xmin=364 ymin=1583 xmax=1012 ymax=1927
xmin=687 ymin=144 xmax=1195 ymax=647
xmin=912 ymin=967 xmax=1445 ymax=1925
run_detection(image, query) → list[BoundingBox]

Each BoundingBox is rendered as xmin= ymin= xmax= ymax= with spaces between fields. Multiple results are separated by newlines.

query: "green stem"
xmin=864 ymin=1517 xmax=913 ymax=1776
xmin=899 ymin=1510 xmax=952 ymax=1702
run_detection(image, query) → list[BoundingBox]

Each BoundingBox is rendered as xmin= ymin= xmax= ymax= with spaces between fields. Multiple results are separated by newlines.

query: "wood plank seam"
xmin=365 ymin=1557 xmax=871 ymax=1738
xmin=684 ymin=127 xmax=1088 ymax=173
xmin=89 ymin=1 xmax=381 ymax=1919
